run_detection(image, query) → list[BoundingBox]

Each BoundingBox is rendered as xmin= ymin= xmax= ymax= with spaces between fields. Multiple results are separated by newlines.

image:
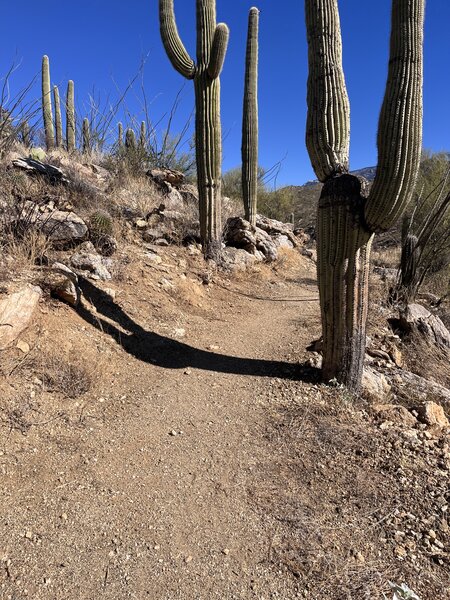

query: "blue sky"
xmin=1 ymin=0 xmax=449 ymax=185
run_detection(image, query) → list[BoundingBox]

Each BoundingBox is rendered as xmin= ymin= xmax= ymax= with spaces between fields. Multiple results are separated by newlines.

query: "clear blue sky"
xmin=1 ymin=1 xmax=449 ymax=185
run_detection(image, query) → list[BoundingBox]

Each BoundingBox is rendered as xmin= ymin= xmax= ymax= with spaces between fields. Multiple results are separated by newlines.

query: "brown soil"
xmin=0 ymin=245 xmax=448 ymax=600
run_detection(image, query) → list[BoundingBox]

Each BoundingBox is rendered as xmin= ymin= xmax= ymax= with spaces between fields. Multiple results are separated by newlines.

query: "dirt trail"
xmin=1 ymin=251 xmax=322 ymax=599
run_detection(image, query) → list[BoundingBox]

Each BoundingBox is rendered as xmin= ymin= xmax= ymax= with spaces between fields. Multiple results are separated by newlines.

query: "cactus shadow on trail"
xmin=76 ymin=277 xmax=319 ymax=382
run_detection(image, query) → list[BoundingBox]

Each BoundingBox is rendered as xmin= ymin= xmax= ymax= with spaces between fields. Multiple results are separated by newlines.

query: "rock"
xmin=147 ymin=168 xmax=185 ymax=187
xmin=0 ymin=285 xmax=42 ymax=350
xmin=389 ymin=370 xmax=450 ymax=408
xmin=221 ymin=247 xmax=260 ymax=272
xmin=417 ymin=402 xmax=449 ymax=428
xmin=38 ymin=210 xmax=88 ymax=245
xmin=12 ymin=157 xmax=69 ymax=184
xmin=272 ymin=234 xmax=294 ymax=249
xmin=16 ymin=340 xmax=30 ymax=354
xmin=46 ymin=262 xmax=81 ymax=307
xmin=373 ymin=404 xmax=417 ymax=427
xmin=362 ymin=367 xmax=391 ymax=401
xmin=135 ymin=219 xmax=148 ymax=230
xmin=70 ymin=243 xmax=111 ymax=280
xmin=399 ymin=303 xmax=450 ymax=349
xmin=255 ymin=214 xmax=299 ymax=247
xmin=92 ymin=234 xmax=118 ymax=257
xmin=223 ymin=217 xmax=278 ymax=261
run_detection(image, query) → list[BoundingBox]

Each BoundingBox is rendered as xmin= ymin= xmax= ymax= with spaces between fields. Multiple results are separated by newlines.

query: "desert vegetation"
xmin=0 ymin=1 xmax=449 ymax=599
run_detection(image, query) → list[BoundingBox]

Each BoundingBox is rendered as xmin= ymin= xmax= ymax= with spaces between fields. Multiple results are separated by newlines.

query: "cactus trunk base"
xmin=317 ymin=175 xmax=374 ymax=391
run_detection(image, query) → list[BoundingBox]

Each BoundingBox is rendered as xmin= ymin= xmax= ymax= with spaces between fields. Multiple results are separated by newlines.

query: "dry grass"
xmin=33 ymin=353 xmax=93 ymax=399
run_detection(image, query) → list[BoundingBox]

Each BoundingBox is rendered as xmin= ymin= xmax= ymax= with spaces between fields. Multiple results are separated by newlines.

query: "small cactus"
xmin=42 ymin=55 xmax=55 ymax=150
xmin=53 ymin=85 xmax=63 ymax=148
xmin=82 ymin=118 xmax=91 ymax=154
xmin=242 ymin=7 xmax=260 ymax=227
xmin=66 ymin=80 xmax=76 ymax=152
xmin=89 ymin=209 xmax=114 ymax=236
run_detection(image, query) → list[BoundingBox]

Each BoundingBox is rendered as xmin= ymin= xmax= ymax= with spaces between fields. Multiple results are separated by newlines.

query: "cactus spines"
xmin=118 ymin=122 xmax=123 ymax=148
xmin=41 ymin=55 xmax=55 ymax=150
xmin=140 ymin=121 xmax=146 ymax=148
xmin=125 ymin=128 xmax=136 ymax=149
xmin=305 ymin=0 xmax=424 ymax=390
xmin=66 ymin=80 xmax=76 ymax=152
xmin=159 ymin=0 xmax=230 ymax=258
xmin=82 ymin=118 xmax=91 ymax=154
xmin=89 ymin=209 xmax=114 ymax=237
xmin=53 ymin=85 xmax=63 ymax=148
xmin=400 ymin=233 xmax=419 ymax=292
xmin=242 ymin=7 xmax=260 ymax=227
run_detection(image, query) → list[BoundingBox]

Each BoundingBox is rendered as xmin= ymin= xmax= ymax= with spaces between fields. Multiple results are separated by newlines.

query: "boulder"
xmin=388 ymin=370 xmax=450 ymax=408
xmin=45 ymin=263 xmax=81 ymax=307
xmin=417 ymin=401 xmax=449 ymax=428
xmin=147 ymin=168 xmax=185 ymax=187
xmin=70 ymin=242 xmax=112 ymax=280
xmin=255 ymin=214 xmax=299 ymax=247
xmin=362 ymin=367 xmax=391 ymax=402
xmin=399 ymin=303 xmax=450 ymax=349
xmin=12 ymin=157 xmax=69 ymax=185
xmin=223 ymin=217 xmax=278 ymax=261
xmin=221 ymin=247 xmax=260 ymax=272
xmin=38 ymin=210 xmax=88 ymax=245
xmin=0 ymin=285 xmax=42 ymax=350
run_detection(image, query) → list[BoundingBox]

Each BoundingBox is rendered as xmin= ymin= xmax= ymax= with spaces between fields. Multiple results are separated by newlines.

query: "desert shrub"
xmin=395 ymin=152 xmax=450 ymax=302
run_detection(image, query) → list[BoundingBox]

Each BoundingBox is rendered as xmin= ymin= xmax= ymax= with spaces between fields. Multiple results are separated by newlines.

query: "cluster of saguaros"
xmin=159 ymin=0 xmax=425 ymax=391
xmin=41 ymin=55 xmax=78 ymax=152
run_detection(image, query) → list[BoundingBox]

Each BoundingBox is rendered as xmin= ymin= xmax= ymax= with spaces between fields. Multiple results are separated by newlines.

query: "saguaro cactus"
xmin=21 ymin=121 xmax=32 ymax=148
xmin=140 ymin=121 xmax=146 ymax=148
xmin=305 ymin=0 xmax=424 ymax=389
xmin=159 ymin=0 xmax=229 ymax=258
xmin=125 ymin=128 xmax=136 ymax=149
xmin=82 ymin=118 xmax=91 ymax=154
xmin=53 ymin=85 xmax=63 ymax=148
xmin=118 ymin=122 xmax=124 ymax=148
xmin=242 ymin=7 xmax=259 ymax=227
xmin=66 ymin=80 xmax=76 ymax=152
xmin=41 ymin=55 xmax=55 ymax=150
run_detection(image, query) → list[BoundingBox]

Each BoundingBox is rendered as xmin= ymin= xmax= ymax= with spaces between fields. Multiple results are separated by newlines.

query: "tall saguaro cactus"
xmin=66 ymin=80 xmax=76 ymax=152
xmin=159 ymin=0 xmax=229 ymax=258
xmin=41 ymin=55 xmax=55 ymax=150
xmin=53 ymin=85 xmax=63 ymax=148
xmin=305 ymin=0 xmax=424 ymax=390
xmin=242 ymin=7 xmax=260 ymax=227
xmin=118 ymin=122 xmax=124 ymax=148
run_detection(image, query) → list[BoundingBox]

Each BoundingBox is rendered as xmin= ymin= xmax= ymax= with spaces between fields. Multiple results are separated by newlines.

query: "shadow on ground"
xmin=76 ymin=278 xmax=320 ymax=382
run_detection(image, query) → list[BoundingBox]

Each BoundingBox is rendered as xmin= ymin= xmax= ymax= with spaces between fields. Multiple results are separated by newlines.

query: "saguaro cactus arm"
xmin=242 ymin=7 xmax=260 ymax=226
xmin=159 ymin=0 xmax=196 ymax=79
xmin=305 ymin=0 xmax=350 ymax=182
xmin=207 ymin=23 xmax=230 ymax=79
xmin=365 ymin=0 xmax=424 ymax=232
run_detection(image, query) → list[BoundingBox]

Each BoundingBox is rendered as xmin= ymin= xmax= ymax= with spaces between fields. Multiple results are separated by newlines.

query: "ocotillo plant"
xmin=53 ymin=85 xmax=63 ymax=148
xmin=66 ymin=80 xmax=76 ymax=152
xmin=159 ymin=0 xmax=229 ymax=258
xmin=305 ymin=0 xmax=424 ymax=390
xmin=42 ymin=55 xmax=55 ymax=150
xmin=242 ymin=7 xmax=259 ymax=227
xmin=118 ymin=122 xmax=124 ymax=148
xmin=82 ymin=118 xmax=91 ymax=154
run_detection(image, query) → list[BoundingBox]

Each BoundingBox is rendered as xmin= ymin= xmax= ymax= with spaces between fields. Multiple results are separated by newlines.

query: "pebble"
xmin=222 ymin=548 xmax=230 ymax=556
xmin=169 ymin=430 xmax=177 ymax=437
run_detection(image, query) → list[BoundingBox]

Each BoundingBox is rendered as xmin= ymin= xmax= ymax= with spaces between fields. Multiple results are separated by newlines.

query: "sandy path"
xmin=0 ymin=260 xmax=321 ymax=599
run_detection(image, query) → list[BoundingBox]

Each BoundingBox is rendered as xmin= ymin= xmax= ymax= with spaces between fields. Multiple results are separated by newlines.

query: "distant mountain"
xmin=302 ymin=166 xmax=377 ymax=187
xmin=279 ymin=167 xmax=377 ymax=227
